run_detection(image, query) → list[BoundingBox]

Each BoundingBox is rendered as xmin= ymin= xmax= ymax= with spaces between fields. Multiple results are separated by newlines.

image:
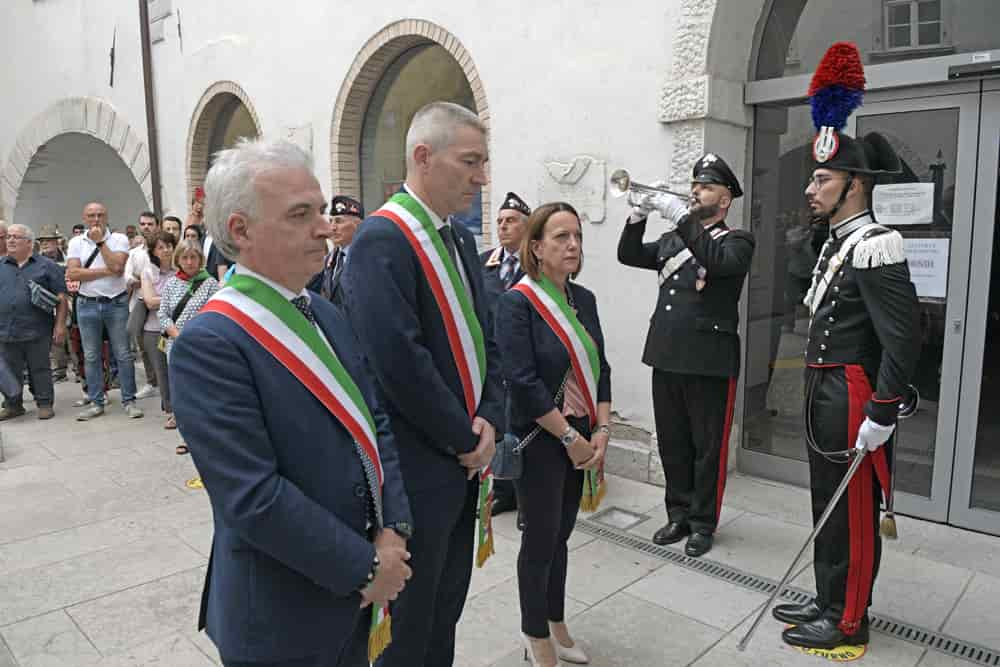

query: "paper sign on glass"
xmin=902 ymin=237 xmax=949 ymax=299
xmin=873 ymin=183 xmax=935 ymax=226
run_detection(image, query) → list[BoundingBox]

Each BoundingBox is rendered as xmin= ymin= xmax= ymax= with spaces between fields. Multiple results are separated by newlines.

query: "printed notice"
xmin=903 ymin=237 xmax=949 ymax=298
xmin=873 ymin=183 xmax=935 ymax=226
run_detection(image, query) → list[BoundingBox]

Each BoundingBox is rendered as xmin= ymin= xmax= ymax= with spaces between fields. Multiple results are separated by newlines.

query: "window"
xmin=885 ymin=0 xmax=942 ymax=49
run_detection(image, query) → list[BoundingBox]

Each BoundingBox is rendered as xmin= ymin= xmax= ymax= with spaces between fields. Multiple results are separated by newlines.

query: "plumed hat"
xmin=808 ymin=42 xmax=900 ymax=176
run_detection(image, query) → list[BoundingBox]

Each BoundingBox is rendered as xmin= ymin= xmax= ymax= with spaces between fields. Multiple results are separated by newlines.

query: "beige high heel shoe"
xmin=549 ymin=623 xmax=589 ymax=664
xmin=521 ymin=632 xmax=562 ymax=666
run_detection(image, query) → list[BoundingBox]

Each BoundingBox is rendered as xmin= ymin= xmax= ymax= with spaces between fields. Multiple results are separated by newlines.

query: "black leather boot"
xmin=684 ymin=532 xmax=713 ymax=557
xmin=781 ymin=616 xmax=870 ymax=649
xmin=772 ymin=599 xmax=824 ymax=625
xmin=652 ymin=521 xmax=689 ymax=545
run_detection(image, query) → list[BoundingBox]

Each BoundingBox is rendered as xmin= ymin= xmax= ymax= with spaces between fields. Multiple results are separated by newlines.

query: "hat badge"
xmin=813 ymin=126 xmax=839 ymax=163
xmin=334 ymin=202 xmax=345 ymax=213
xmin=701 ymin=154 xmax=718 ymax=167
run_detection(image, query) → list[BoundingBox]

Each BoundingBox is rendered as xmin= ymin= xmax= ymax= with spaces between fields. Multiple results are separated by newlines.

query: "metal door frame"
xmin=846 ymin=92 xmax=982 ymax=521
xmin=948 ymin=85 xmax=1000 ymax=534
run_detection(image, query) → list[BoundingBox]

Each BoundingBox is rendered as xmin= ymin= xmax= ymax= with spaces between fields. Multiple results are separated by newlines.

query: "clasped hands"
xmin=360 ymin=529 xmax=412 ymax=608
xmin=565 ymin=429 xmax=608 ymax=471
xmin=457 ymin=416 xmax=496 ymax=480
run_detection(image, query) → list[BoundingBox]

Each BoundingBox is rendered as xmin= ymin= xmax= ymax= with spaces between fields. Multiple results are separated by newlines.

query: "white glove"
xmin=650 ymin=192 xmax=689 ymax=226
xmin=855 ymin=417 xmax=895 ymax=452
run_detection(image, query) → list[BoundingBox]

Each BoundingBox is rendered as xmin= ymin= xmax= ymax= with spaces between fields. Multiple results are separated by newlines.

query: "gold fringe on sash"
xmin=368 ymin=605 xmax=392 ymax=663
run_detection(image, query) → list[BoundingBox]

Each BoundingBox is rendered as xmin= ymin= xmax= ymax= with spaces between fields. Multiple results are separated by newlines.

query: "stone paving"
xmin=1 ymin=383 xmax=999 ymax=666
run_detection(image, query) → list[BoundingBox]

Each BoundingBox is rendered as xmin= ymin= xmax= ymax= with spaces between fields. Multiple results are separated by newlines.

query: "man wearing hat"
xmin=618 ymin=153 xmax=755 ymax=557
xmin=771 ymin=42 xmax=920 ymax=650
xmin=307 ymin=195 xmax=363 ymax=307
xmin=479 ymin=191 xmax=531 ymax=517
xmin=37 ymin=225 xmax=71 ymax=383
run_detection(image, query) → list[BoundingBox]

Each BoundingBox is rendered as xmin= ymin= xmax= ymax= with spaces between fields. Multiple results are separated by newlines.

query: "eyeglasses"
xmin=805 ymin=175 xmax=846 ymax=189
xmin=6 ymin=235 xmax=29 ymax=242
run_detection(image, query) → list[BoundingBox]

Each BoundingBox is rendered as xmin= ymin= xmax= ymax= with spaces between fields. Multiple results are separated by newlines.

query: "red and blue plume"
xmin=808 ymin=42 xmax=865 ymax=131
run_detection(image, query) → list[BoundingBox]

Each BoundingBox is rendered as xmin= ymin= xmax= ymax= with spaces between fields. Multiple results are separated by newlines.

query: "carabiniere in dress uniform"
xmin=617 ymin=152 xmax=755 ymax=558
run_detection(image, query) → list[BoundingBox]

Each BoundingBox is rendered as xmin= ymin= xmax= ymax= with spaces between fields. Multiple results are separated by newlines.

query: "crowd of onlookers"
xmin=0 ymin=194 xmax=224 ymax=455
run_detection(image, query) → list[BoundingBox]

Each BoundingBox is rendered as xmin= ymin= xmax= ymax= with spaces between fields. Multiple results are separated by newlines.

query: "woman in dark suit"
xmin=496 ymin=202 xmax=612 ymax=666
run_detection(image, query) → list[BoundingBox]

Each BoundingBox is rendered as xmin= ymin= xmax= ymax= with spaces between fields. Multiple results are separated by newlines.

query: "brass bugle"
xmin=609 ymin=168 xmax=689 ymax=200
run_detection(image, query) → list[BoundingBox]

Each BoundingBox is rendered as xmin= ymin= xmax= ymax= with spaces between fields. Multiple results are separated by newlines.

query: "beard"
xmin=688 ymin=201 xmax=720 ymax=222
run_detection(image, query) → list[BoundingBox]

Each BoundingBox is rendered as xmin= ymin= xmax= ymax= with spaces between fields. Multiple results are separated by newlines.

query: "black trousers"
xmin=652 ymin=369 xmax=737 ymax=535
xmin=515 ymin=415 xmax=587 ymax=638
xmin=221 ymin=609 xmax=368 ymax=666
xmin=493 ymin=478 xmax=517 ymax=506
xmin=805 ymin=365 xmax=890 ymax=635
xmin=0 ymin=336 xmax=54 ymax=408
xmin=376 ymin=478 xmax=477 ymax=667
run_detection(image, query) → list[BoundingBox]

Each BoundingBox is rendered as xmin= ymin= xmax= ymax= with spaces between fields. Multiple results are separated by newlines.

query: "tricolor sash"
xmin=200 ymin=274 xmax=393 ymax=661
xmin=374 ymin=192 xmax=495 ymax=566
xmin=512 ymin=275 xmax=607 ymax=511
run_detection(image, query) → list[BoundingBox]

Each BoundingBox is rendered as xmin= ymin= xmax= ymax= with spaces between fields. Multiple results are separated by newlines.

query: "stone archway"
xmin=186 ymin=81 xmax=263 ymax=199
xmin=1 ymin=97 xmax=153 ymax=218
xmin=329 ymin=19 xmax=492 ymax=238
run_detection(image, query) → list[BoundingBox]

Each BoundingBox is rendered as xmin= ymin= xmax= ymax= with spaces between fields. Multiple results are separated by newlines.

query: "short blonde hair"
xmin=172 ymin=238 xmax=205 ymax=270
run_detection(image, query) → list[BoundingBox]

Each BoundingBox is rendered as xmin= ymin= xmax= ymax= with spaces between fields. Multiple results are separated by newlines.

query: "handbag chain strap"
xmin=512 ymin=371 xmax=570 ymax=454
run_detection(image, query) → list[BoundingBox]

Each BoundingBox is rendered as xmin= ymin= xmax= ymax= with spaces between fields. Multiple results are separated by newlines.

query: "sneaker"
xmin=76 ymin=405 xmax=105 ymax=421
xmin=135 ymin=384 xmax=157 ymax=400
xmin=37 ymin=406 xmax=55 ymax=420
xmin=0 ymin=406 xmax=26 ymax=421
xmin=73 ymin=397 xmax=92 ymax=407
xmin=123 ymin=403 xmax=144 ymax=419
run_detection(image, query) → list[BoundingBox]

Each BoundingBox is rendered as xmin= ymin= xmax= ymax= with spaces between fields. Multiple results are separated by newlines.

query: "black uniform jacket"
xmin=618 ymin=215 xmax=755 ymax=378
xmin=804 ymin=212 xmax=920 ymax=425
xmin=496 ymin=281 xmax=612 ymax=434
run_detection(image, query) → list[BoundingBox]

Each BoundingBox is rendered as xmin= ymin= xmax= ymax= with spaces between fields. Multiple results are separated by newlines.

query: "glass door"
xmin=848 ymin=91 xmax=982 ymax=521
xmin=950 ymin=87 xmax=1000 ymax=535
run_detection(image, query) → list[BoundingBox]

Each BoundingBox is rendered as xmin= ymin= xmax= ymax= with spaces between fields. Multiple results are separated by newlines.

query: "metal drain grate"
xmin=578 ymin=515 xmax=1000 ymax=666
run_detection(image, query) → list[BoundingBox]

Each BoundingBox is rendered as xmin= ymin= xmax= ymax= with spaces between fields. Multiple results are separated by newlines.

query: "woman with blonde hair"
xmin=496 ymin=202 xmax=612 ymax=666
xmin=158 ymin=239 xmax=220 ymax=450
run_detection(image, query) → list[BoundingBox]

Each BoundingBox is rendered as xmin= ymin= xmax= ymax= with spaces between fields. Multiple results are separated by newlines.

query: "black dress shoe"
xmin=782 ymin=616 xmax=869 ymax=649
xmin=652 ymin=522 xmax=689 ymax=545
xmin=684 ymin=532 xmax=713 ymax=557
xmin=491 ymin=495 xmax=517 ymax=516
xmin=773 ymin=599 xmax=824 ymax=625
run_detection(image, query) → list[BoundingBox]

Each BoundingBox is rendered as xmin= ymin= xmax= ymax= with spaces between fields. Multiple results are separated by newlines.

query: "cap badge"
xmin=701 ymin=154 xmax=718 ymax=167
xmin=813 ymin=127 xmax=839 ymax=163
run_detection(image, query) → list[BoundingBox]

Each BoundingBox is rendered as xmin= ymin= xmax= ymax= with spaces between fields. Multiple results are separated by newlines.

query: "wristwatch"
xmin=559 ymin=426 xmax=578 ymax=448
xmin=385 ymin=522 xmax=413 ymax=540
xmin=95 ymin=241 xmax=105 ymax=247
xmin=596 ymin=424 xmax=611 ymax=436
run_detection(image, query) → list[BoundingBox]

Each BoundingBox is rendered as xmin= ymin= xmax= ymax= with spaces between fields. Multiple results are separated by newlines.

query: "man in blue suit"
xmin=344 ymin=102 xmax=504 ymax=667
xmin=172 ymin=138 xmax=413 ymax=667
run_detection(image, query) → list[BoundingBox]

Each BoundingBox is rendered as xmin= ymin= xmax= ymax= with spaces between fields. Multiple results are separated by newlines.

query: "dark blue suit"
xmin=479 ymin=246 xmax=523 ymax=508
xmin=495 ymin=280 xmax=611 ymax=638
xmin=171 ymin=292 xmax=410 ymax=666
xmin=344 ymin=208 xmax=503 ymax=667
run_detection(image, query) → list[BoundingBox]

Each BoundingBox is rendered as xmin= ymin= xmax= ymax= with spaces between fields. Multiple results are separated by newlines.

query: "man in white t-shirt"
xmin=65 ymin=202 xmax=143 ymax=420
xmin=124 ymin=211 xmax=160 ymax=399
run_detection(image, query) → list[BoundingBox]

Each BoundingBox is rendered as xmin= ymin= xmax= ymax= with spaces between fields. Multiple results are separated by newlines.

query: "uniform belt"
xmin=77 ymin=292 xmax=125 ymax=303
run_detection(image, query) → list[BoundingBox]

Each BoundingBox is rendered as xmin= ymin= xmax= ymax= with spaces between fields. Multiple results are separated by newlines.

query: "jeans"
xmin=0 ymin=336 xmax=54 ymax=408
xmin=76 ymin=294 xmax=137 ymax=405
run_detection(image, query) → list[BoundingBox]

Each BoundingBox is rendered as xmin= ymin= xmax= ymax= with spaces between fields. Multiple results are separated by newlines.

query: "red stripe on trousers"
xmin=842 ymin=365 xmax=875 ymax=635
xmin=715 ymin=377 xmax=738 ymax=523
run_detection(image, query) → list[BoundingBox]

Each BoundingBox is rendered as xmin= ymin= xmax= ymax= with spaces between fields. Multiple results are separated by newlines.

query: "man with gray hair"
xmin=345 ymin=101 xmax=503 ymax=666
xmin=0 ymin=224 xmax=68 ymax=420
xmin=171 ymin=137 xmax=412 ymax=666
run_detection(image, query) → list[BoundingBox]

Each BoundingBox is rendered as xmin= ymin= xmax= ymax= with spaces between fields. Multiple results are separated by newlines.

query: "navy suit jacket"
xmin=344 ymin=213 xmax=504 ymax=494
xmin=171 ymin=293 xmax=410 ymax=662
xmin=496 ymin=281 xmax=612 ymax=434
xmin=478 ymin=246 xmax=523 ymax=338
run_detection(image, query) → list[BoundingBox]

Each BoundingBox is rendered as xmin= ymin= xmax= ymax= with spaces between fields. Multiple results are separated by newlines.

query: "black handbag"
xmin=491 ymin=371 xmax=569 ymax=480
xmin=28 ymin=280 xmax=60 ymax=315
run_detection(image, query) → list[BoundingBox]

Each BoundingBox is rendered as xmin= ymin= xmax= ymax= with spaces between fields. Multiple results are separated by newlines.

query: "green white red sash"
xmin=513 ymin=274 xmax=607 ymax=511
xmin=512 ymin=275 xmax=600 ymax=426
xmin=374 ymin=191 xmax=495 ymax=565
xmin=200 ymin=274 xmax=393 ymax=660
xmin=375 ymin=192 xmax=487 ymax=415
